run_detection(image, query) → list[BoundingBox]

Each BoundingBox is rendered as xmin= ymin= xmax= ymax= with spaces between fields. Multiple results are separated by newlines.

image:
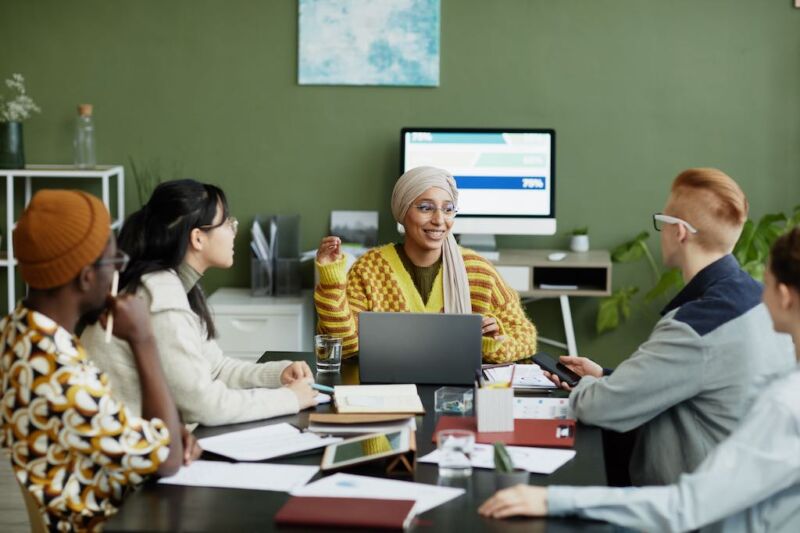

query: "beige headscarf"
xmin=391 ymin=166 xmax=472 ymax=314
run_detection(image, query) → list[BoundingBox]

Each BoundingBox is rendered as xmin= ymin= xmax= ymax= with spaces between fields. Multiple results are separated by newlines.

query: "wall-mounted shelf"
xmin=1 ymin=165 xmax=125 ymax=312
xmin=490 ymin=249 xmax=612 ymax=356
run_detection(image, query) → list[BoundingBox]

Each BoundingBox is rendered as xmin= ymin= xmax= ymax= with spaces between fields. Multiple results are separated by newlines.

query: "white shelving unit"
xmin=0 ymin=165 xmax=125 ymax=312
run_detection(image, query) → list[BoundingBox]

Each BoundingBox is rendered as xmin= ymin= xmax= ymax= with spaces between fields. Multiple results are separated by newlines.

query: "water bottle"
xmin=73 ymin=104 xmax=96 ymax=168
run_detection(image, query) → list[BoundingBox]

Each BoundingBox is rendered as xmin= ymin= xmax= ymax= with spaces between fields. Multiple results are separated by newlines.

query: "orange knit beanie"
xmin=13 ymin=190 xmax=111 ymax=289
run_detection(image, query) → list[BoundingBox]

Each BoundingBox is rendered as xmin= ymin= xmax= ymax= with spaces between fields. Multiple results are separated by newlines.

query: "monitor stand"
xmin=458 ymin=234 xmax=499 ymax=261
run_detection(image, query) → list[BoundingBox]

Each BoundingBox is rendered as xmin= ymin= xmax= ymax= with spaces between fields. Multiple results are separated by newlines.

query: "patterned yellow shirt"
xmin=0 ymin=304 xmax=170 ymax=532
xmin=315 ymin=244 xmax=537 ymax=363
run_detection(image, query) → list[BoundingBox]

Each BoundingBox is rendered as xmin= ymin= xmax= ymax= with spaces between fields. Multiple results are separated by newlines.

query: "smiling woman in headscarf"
xmin=314 ymin=166 xmax=537 ymax=363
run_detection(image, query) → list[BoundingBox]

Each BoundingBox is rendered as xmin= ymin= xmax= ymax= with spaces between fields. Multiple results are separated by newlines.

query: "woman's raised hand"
xmin=316 ymin=236 xmax=342 ymax=265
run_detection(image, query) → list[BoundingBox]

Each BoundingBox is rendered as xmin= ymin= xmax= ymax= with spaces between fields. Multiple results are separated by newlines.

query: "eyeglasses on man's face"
xmin=413 ymin=202 xmax=458 ymax=219
xmin=653 ymin=213 xmax=699 ymax=234
xmin=95 ymin=250 xmax=130 ymax=272
xmin=199 ymin=216 xmax=239 ymax=235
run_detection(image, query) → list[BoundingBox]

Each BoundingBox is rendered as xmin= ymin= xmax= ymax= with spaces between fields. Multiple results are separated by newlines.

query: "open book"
xmin=334 ymin=385 xmax=425 ymax=414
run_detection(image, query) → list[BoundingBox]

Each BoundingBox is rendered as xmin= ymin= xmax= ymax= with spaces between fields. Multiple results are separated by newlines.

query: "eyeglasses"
xmin=653 ymin=213 xmax=699 ymax=234
xmin=413 ymin=202 xmax=458 ymax=219
xmin=94 ymin=250 xmax=130 ymax=272
xmin=199 ymin=216 xmax=239 ymax=235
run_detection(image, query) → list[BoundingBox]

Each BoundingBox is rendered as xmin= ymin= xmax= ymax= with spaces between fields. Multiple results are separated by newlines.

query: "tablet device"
xmin=321 ymin=429 xmax=411 ymax=471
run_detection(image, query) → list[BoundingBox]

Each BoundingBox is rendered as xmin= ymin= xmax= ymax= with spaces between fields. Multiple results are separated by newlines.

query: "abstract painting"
xmin=298 ymin=0 xmax=440 ymax=86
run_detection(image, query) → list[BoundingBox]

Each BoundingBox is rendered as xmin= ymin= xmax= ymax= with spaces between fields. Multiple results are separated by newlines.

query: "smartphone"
xmin=532 ymin=352 xmax=582 ymax=387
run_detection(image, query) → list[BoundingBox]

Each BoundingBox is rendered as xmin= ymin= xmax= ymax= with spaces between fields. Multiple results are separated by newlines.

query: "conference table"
xmin=105 ymin=352 xmax=612 ymax=532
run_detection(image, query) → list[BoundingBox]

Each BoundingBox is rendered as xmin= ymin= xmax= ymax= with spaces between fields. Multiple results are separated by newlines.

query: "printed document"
xmin=158 ymin=460 xmax=318 ymax=492
xmin=291 ymin=473 xmax=464 ymax=514
xmin=198 ymin=423 xmax=341 ymax=461
xmin=419 ymin=443 xmax=576 ymax=475
xmin=514 ymin=397 xmax=574 ymax=419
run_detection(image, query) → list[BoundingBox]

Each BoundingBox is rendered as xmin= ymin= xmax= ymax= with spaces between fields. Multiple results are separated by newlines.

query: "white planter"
xmin=570 ymin=235 xmax=589 ymax=252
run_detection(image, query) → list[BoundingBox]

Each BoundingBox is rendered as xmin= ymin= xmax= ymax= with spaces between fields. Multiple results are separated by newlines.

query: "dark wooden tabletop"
xmin=104 ymin=352 xmax=612 ymax=532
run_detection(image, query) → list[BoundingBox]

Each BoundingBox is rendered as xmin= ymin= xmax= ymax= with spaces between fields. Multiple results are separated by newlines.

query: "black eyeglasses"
xmin=199 ymin=216 xmax=239 ymax=235
xmin=94 ymin=250 xmax=130 ymax=272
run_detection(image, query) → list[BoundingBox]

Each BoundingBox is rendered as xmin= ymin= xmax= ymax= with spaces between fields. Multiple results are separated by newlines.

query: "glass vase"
xmin=0 ymin=121 xmax=25 ymax=169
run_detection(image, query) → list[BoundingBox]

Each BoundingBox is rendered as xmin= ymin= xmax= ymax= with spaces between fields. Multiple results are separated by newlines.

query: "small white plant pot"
xmin=570 ymin=235 xmax=589 ymax=253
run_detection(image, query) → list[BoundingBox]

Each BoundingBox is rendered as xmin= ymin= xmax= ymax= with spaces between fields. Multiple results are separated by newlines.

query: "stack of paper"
xmin=334 ymin=384 xmax=425 ymax=414
xmin=291 ymin=473 xmax=464 ymax=514
xmin=308 ymin=413 xmax=417 ymax=435
xmin=483 ymin=364 xmax=556 ymax=391
xmin=158 ymin=461 xmax=318 ymax=492
xmin=198 ymin=422 xmax=341 ymax=461
xmin=419 ymin=443 xmax=576 ymax=475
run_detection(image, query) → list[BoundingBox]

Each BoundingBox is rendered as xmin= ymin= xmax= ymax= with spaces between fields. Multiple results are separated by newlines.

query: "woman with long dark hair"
xmin=480 ymin=227 xmax=800 ymax=532
xmin=82 ymin=179 xmax=316 ymax=425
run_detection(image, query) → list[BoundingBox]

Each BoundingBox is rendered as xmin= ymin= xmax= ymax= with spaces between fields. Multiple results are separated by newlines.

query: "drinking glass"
xmin=436 ymin=429 xmax=475 ymax=477
xmin=314 ymin=334 xmax=342 ymax=373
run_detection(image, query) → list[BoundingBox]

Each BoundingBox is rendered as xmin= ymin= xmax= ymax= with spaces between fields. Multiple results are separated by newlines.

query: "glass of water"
xmin=314 ymin=334 xmax=342 ymax=373
xmin=436 ymin=429 xmax=475 ymax=477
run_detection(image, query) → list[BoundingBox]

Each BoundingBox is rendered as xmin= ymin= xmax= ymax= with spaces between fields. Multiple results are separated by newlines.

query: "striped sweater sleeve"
xmin=479 ymin=261 xmax=538 ymax=363
xmin=314 ymin=256 xmax=368 ymax=357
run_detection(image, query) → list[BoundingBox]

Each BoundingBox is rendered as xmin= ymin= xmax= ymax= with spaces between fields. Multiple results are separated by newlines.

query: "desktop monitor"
xmin=400 ymin=128 xmax=556 ymax=242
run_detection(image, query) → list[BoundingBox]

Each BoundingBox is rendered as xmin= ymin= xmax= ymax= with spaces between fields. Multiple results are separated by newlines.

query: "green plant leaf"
xmin=596 ymin=287 xmax=639 ymax=333
xmin=493 ymin=442 xmax=515 ymax=473
xmin=596 ymin=296 xmax=620 ymax=334
xmin=611 ymin=231 xmax=650 ymax=263
xmin=570 ymin=226 xmax=588 ymax=236
xmin=645 ymin=268 xmax=683 ymax=302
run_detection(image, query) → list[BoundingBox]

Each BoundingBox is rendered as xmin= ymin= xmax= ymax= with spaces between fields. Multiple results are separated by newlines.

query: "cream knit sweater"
xmin=81 ymin=270 xmax=299 ymax=426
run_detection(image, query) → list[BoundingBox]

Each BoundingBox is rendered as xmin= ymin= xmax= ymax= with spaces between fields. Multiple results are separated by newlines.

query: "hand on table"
xmin=478 ymin=485 xmax=548 ymax=519
xmin=181 ymin=426 xmax=203 ymax=466
xmin=287 ymin=379 xmax=317 ymax=410
xmin=280 ymin=361 xmax=313 ymax=385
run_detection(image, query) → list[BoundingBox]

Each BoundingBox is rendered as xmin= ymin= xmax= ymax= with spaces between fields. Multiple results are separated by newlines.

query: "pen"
xmin=311 ymin=383 xmax=335 ymax=394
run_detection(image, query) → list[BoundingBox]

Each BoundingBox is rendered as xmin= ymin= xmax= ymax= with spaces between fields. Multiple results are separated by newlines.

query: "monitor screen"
xmin=401 ymin=129 xmax=555 ymax=234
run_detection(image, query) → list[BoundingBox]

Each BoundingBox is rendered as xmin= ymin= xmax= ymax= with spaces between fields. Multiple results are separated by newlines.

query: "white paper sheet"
xmin=158 ymin=460 xmax=318 ymax=492
xmin=418 ymin=443 xmax=576 ymax=475
xmin=198 ymin=423 xmax=341 ymax=461
xmin=514 ymin=397 xmax=574 ymax=419
xmin=291 ymin=473 xmax=464 ymax=514
xmin=315 ymin=393 xmax=332 ymax=404
xmin=484 ymin=364 xmax=556 ymax=390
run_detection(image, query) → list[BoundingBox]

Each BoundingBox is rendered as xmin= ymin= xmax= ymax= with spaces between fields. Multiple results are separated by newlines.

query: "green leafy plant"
xmin=568 ymin=226 xmax=589 ymax=236
xmin=129 ymin=156 xmax=183 ymax=207
xmin=596 ymin=205 xmax=800 ymax=334
xmin=493 ymin=442 xmax=515 ymax=473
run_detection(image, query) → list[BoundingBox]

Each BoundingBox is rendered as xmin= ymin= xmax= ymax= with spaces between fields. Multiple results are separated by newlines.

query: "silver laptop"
xmin=358 ymin=312 xmax=483 ymax=385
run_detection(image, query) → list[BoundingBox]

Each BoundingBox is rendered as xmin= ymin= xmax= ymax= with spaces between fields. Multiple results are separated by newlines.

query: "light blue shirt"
xmin=549 ymin=364 xmax=800 ymax=533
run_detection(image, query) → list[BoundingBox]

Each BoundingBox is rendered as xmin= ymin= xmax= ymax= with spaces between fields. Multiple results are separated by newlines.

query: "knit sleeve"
xmin=314 ymin=255 xmax=369 ymax=357
xmin=481 ymin=266 xmax=537 ymax=363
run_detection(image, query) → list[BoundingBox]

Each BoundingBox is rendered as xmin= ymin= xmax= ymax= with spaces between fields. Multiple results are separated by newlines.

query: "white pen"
xmin=105 ymin=270 xmax=119 ymax=343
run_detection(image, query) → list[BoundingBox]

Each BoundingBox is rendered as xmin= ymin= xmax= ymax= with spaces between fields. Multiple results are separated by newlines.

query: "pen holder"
xmin=475 ymin=387 xmax=514 ymax=432
xmin=251 ymin=257 xmax=273 ymax=296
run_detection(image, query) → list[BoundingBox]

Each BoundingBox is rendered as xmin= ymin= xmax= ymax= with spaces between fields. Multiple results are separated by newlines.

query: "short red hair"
xmin=668 ymin=168 xmax=748 ymax=252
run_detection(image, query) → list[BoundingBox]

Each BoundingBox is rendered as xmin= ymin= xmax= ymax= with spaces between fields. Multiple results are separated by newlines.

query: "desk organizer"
xmin=475 ymin=386 xmax=514 ymax=432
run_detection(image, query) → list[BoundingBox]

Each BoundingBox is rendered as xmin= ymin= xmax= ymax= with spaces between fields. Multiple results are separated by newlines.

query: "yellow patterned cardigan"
xmin=315 ymin=244 xmax=537 ymax=363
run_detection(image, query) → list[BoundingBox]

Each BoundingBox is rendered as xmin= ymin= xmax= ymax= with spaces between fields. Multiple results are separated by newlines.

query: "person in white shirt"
xmin=479 ymin=226 xmax=800 ymax=533
xmin=82 ymin=179 xmax=317 ymax=426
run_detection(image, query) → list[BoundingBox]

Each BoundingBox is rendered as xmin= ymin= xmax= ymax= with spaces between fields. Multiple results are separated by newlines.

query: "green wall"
xmin=2 ymin=0 xmax=799 ymax=366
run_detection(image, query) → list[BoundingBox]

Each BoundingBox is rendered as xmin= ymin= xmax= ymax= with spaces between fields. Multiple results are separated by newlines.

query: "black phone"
xmin=532 ymin=352 xmax=582 ymax=387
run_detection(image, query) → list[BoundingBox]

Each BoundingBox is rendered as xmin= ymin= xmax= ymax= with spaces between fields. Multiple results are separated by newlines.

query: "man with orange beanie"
xmin=0 ymin=190 xmax=199 ymax=531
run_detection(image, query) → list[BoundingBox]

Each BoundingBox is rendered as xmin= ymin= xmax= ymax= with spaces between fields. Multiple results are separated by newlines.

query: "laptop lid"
xmin=358 ymin=312 xmax=483 ymax=385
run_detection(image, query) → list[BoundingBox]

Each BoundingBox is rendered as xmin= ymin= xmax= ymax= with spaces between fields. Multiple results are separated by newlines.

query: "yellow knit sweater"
xmin=315 ymin=244 xmax=537 ymax=363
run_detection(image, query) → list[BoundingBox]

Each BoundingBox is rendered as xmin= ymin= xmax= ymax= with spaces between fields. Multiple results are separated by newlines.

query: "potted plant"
xmin=0 ymin=73 xmax=41 ymax=169
xmin=493 ymin=442 xmax=529 ymax=489
xmin=568 ymin=226 xmax=589 ymax=252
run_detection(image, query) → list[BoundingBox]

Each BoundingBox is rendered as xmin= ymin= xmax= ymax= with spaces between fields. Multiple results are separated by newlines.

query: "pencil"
xmin=105 ymin=270 xmax=119 ymax=343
